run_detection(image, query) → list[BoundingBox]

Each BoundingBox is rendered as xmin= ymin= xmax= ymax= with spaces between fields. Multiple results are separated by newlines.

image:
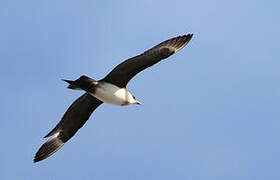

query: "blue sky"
xmin=1 ymin=0 xmax=279 ymax=179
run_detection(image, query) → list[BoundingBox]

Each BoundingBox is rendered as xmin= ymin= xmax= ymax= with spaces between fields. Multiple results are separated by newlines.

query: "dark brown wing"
xmin=101 ymin=34 xmax=193 ymax=87
xmin=34 ymin=93 xmax=102 ymax=162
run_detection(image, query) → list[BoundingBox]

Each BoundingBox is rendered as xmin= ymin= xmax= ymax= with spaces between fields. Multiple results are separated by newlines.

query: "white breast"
xmin=91 ymin=82 xmax=133 ymax=106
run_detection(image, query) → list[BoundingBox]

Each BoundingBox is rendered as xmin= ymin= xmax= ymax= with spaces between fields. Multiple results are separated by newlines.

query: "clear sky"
xmin=1 ymin=0 xmax=279 ymax=179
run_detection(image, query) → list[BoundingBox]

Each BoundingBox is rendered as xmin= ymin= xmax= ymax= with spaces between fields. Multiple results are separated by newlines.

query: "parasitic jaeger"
xmin=34 ymin=34 xmax=193 ymax=162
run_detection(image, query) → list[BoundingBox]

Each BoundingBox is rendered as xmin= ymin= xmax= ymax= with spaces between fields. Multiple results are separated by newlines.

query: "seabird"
xmin=34 ymin=34 xmax=193 ymax=162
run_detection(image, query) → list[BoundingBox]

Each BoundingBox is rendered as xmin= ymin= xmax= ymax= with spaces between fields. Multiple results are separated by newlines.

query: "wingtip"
xmin=170 ymin=33 xmax=193 ymax=52
xmin=34 ymin=136 xmax=65 ymax=163
xmin=33 ymin=156 xmax=40 ymax=163
xmin=185 ymin=33 xmax=194 ymax=40
xmin=181 ymin=33 xmax=193 ymax=40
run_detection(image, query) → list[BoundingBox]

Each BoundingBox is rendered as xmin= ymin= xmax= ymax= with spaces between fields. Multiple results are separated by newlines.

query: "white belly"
xmin=91 ymin=82 xmax=131 ymax=106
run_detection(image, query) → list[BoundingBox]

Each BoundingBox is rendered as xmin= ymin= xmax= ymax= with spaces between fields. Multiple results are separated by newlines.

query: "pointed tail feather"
xmin=62 ymin=79 xmax=82 ymax=90
xmin=62 ymin=75 xmax=97 ymax=91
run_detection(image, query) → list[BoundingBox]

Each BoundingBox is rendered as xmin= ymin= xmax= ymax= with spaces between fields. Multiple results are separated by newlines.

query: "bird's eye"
xmin=133 ymin=95 xmax=136 ymax=99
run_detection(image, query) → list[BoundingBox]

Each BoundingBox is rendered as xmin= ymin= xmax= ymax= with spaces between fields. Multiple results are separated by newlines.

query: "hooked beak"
xmin=135 ymin=100 xmax=142 ymax=105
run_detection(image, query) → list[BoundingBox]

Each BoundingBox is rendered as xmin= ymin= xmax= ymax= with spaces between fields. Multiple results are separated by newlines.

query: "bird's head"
xmin=128 ymin=94 xmax=141 ymax=105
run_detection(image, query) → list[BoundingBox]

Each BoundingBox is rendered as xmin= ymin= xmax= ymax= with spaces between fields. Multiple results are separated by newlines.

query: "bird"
xmin=34 ymin=34 xmax=193 ymax=162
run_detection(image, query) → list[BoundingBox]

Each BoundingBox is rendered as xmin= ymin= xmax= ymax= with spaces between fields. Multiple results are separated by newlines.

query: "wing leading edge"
xmin=102 ymin=34 xmax=193 ymax=87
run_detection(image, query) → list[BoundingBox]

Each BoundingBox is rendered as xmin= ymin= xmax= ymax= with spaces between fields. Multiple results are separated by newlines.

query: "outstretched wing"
xmin=34 ymin=93 xmax=102 ymax=162
xmin=101 ymin=34 xmax=193 ymax=87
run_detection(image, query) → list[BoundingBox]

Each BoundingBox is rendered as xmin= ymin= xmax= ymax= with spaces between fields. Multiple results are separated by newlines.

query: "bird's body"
xmin=34 ymin=34 xmax=193 ymax=162
xmin=64 ymin=76 xmax=139 ymax=106
xmin=94 ymin=82 xmax=131 ymax=106
xmin=90 ymin=82 xmax=138 ymax=106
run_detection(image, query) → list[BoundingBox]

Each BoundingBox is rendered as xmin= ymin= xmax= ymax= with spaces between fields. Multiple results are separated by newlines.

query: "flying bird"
xmin=34 ymin=34 xmax=193 ymax=162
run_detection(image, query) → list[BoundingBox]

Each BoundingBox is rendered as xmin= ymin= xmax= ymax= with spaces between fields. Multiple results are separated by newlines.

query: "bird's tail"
xmin=62 ymin=75 xmax=97 ymax=91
